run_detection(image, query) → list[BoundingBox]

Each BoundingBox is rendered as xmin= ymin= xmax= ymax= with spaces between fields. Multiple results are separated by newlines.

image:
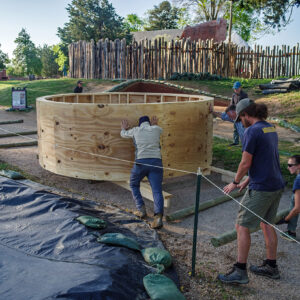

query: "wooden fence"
xmin=68 ymin=38 xmax=300 ymax=80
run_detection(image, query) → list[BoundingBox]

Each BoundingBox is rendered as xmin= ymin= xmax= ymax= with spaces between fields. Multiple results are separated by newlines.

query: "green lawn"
xmin=0 ymin=78 xmax=116 ymax=107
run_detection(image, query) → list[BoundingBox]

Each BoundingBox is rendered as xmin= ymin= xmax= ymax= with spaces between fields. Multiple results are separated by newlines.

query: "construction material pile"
xmin=259 ymin=78 xmax=300 ymax=94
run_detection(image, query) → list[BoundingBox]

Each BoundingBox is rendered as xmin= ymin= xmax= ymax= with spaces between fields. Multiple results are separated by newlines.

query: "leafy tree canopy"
xmin=144 ymin=1 xmax=181 ymax=30
xmin=37 ymin=45 xmax=60 ymax=77
xmin=12 ymin=28 xmax=42 ymax=76
xmin=124 ymin=14 xmax=144 ymax=32
xmin=57 ymin=0 xmax=130 ymax=43
xmin=0 ymin=44 xmax=10 ymax=70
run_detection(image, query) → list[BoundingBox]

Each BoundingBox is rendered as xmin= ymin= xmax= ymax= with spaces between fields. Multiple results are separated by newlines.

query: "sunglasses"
xmin=287 ymin=164 xmax=298 ymax=167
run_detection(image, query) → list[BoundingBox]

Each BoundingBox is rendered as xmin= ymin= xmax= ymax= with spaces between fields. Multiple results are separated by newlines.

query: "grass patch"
xmin=0 ymin=78 xmax=118 ymax=107
xmin=213 ymin=137 xmax=297 ymax=187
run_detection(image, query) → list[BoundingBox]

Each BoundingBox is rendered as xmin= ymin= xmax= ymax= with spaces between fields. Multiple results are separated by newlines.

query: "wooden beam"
xmin=211 ymin=166 xmax=248 ymax=184
xmin=113 ymin=180 xmax=172 ymax=208
xmin=166 ymin=190 xmax=245 ymax=221
xmin=0 ymin=131 xmax=37 ymax=138
xmin=0 ymin=119 xmax=23 ymax=125
xmin=210 ymin=209 xmax=289 ymax=247
xmin=0 ymin=141 xmax=38 ymax=148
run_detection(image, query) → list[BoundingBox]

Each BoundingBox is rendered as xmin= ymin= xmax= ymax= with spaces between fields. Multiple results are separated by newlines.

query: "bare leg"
xmin=236 ymin=224 xmax=251 ymax=263
xmin=260 ymin=222 xmax=277 ymax=260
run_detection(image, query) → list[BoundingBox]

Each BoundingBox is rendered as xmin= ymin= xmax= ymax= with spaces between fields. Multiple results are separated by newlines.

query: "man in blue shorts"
xmin=218 ymin=98 xmax=285 ymax=284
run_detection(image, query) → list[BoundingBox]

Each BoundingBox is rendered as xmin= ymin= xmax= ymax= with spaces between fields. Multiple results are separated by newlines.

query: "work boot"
xmin=133 ymin=206 xmax=147 ymax=218
xmin=217 ymin=264 xmax=249 ymax=284
xmin=250 ymin=260 xmax=280 ymax=279
xmin=229 ymin=142 xmax=239 ymax=146
xmin=151 ymin=214 xmax=163 ymax=229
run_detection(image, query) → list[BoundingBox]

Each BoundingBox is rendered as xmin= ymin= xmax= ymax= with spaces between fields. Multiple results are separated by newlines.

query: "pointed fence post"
xmin=191 ymin=167 xmax=202 ymax=277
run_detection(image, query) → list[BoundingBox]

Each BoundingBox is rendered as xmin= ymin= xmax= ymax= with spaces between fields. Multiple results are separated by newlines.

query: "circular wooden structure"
xmin=37 ymin=92 xmax=213 ymax=181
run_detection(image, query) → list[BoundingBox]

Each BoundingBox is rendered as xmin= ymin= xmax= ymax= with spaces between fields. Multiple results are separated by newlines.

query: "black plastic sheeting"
xmin=0 ymin=177 xmax=179 ymax=300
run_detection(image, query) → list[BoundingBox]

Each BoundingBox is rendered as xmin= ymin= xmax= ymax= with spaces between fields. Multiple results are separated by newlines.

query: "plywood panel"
xmin=37 ymin=93 xmax=213 ymax=181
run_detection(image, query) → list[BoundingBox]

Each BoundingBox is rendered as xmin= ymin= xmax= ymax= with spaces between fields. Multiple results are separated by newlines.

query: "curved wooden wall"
xmin=36 ymin=92 xmax=213 ymax=181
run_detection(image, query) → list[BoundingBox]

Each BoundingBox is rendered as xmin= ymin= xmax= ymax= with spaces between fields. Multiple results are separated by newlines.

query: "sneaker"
xmin=217 ymin=265 xmax=249 ymax=284
xmin=133 ymin=206 xmax=147 ymax=218
xmin=151 ymin=214 xmax=163 ymax=229
xmin=250 ymin=260 xmax=280 ymax=279
xmin=229 ymin=142 xmax=239 ymax=146
xmin=280 ymin=231 xmax=296 ymax=242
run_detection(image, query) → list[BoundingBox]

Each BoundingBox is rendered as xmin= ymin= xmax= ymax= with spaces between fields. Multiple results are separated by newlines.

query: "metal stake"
xmin=191 ymin=167 xmax=202 ymax=277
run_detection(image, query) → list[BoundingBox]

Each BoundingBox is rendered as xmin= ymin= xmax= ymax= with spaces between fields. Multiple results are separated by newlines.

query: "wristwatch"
xmin=233 ymin=180 xmax=240 ymax=185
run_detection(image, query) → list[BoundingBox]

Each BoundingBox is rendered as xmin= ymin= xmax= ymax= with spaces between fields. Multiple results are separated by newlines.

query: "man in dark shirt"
xmin=230 ymin=81 xmax=248 ymax=146
xmin=218 ymin=98 xmax=285 ymax=285
xmin=74 ymin=80 xmax=83 ymax=93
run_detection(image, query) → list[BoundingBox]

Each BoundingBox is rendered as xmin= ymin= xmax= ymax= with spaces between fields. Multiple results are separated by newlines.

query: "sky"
xmin=0 ymin=0 xmax=299 ymax=59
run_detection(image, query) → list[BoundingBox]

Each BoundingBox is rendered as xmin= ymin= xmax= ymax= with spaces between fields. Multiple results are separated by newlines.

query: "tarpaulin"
xmin=0 ymin=176 xmax=179 ymax=300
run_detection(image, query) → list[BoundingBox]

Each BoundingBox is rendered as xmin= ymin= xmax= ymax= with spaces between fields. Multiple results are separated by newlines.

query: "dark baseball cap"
xmin=77 ymin=80 xmax=83 ymax=84
xmin=235 ymin=98 xmax=254 ymax=122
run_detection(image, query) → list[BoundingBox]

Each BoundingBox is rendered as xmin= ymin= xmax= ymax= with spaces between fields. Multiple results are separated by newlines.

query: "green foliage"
xmin=144 ymin=1 xmax=181 ymax=30
xmin=0 ymin=44 xmax=10 ymax=69
xmin=57 ymin=0 xmax=131 ymax=44
xmin=38 ymin=45 xmax=60 ymax=77
xmin=53 ymin=44 xmax=69 ymax=72
xmin=170 ymin=72 xmax=222 ymax=81
xmin=12 ymin=28 xmax=42 ymax=76
xmin=124 ymin=14 xmax=144 ymax=32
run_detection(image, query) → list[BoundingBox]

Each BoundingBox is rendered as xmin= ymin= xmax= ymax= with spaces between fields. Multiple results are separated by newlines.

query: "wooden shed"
xmin=36 ymin=92 xmax=213 ymax=182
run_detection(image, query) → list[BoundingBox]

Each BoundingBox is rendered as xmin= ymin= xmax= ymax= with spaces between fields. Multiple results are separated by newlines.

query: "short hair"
xmin=242 ymin=103 xmax=268 ymax=120
xmin=290 ymin=155 xmax=300 ymax=165
xmin=225 ymin=104 xmax=236 ymax=113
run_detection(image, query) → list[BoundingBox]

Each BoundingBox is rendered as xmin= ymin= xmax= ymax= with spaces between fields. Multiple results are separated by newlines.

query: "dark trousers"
xmin=130 ymin=158 xmax=164 ymax=215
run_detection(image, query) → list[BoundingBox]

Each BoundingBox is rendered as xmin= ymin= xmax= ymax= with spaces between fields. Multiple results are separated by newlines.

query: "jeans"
xmin=130 ymin=158 xmax=164 ymax=215
xmin=288 ymin=195 xmax=299 ymax=232
xmin=233 ymin=123 xmax=239 ymax=144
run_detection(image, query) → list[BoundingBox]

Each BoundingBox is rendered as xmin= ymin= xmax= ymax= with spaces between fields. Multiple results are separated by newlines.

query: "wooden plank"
xmin=113 ymin=180 xmax=172 ymax=208
xmin=0 ymin=141 xmax=37 ymax=148
xmin=0 ymin=131 xmax=37 ymax=138
xmin=0 ymin=119 xmax=23 ymax=125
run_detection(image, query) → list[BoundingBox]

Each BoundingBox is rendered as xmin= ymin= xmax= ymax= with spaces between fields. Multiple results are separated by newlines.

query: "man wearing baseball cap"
xmin=218 ymin=98 xmax=285 ymax=284
xmin=230 ymin=81 xmax=248 ymax=146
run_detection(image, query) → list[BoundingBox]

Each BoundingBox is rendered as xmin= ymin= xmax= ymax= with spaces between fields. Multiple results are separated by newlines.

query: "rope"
xmin=0 ymin=125 xmax=299 ymax=245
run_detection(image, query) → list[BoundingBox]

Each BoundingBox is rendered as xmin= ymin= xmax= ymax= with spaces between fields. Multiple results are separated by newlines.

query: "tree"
xmin=144 ymin=1 xmax=181 ymax=30
xmin=53 ymin=44 xmax=69 ymax=72
xmin=0 ymin=44 xmax=10 ymax=70
xmin=57 ymin=0 xmax=130 ymax=43
xmin=124 ymin=14 xmax=144 ymax=32
xmin=38 ymin=45 xmax=60 ymax=77
xmin=12 ymin=28 xmax=42 ymax=76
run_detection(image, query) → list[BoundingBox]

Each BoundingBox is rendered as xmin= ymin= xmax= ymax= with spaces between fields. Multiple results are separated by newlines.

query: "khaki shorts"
xmin=236 ymin=189 xmax=283 ymax=229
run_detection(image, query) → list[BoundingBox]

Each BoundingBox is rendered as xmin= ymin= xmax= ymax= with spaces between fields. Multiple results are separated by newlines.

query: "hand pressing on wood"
xmin=150 ymin=116 xmax=158 ymax=125
xmin=121 ymin=119 xmax=130 ymax=130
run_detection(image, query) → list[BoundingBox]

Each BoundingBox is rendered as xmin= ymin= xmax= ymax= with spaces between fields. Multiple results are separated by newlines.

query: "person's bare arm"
xmin=223 ymin=151 xmax=252 ymax=194
xmin=151 ymin=116 xmax=158 ymax=125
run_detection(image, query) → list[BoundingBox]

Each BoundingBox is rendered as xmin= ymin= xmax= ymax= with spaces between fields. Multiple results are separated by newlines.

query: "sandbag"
xmin=76 ymin=215 xmax=107 ymax=229
xmin=97 ymin=233 xmax=141 ymax=251
xmin=142 ymin=247 xmax=172 ymax=273
xmin=143 ymin=274 xmax=186 ymax=300
xmin=0 ymin=169 xmax=25 ymax=179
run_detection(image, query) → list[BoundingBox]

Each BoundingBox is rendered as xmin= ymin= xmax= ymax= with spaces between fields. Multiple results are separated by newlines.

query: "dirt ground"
xmin=0 ymin=84 xmax=299 ymax=300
